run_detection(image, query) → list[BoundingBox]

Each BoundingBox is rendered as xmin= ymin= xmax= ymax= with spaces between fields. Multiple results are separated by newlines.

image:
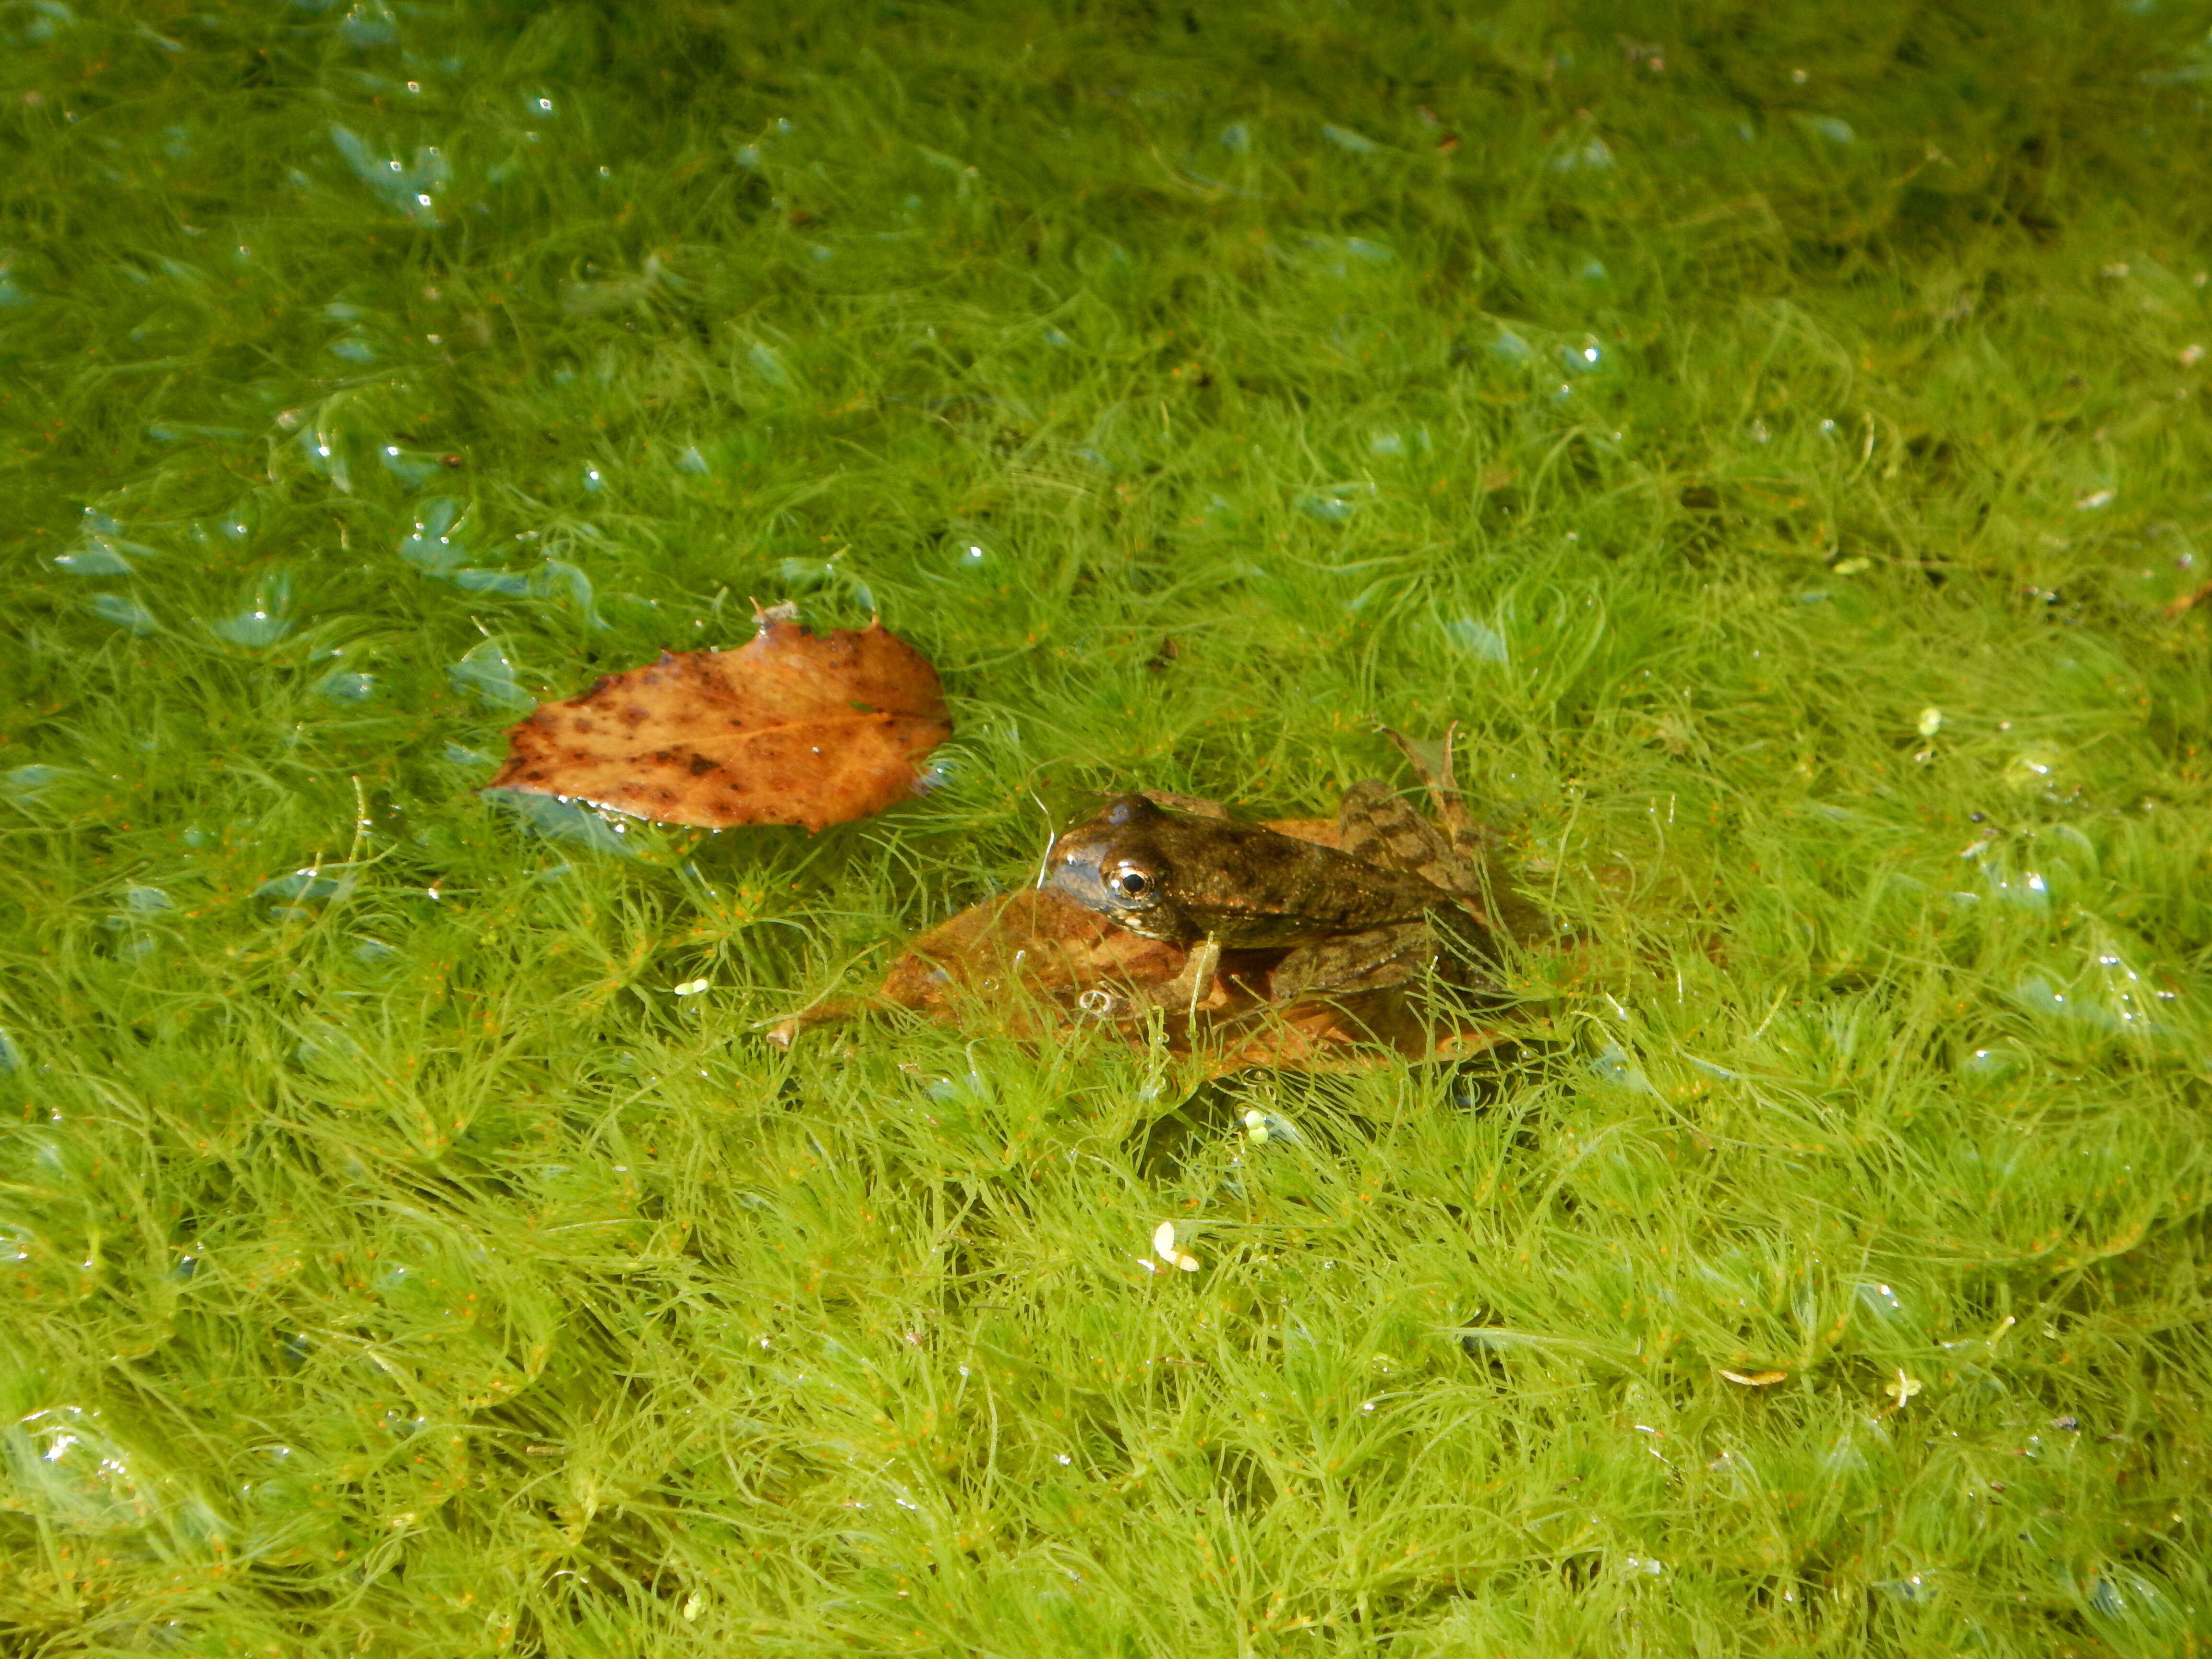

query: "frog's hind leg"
xmin=1339 ymin=780 xmax=1475 ymax=902
xmin=1142 ymin=934 xmax=1222 ymax=1023
xmin=1269 ymin=926 xmax=1426 ymax=1001
xmin=1382 ymin=724 xmax=1475 ymax=846
xmin=1380 ymin=727 xmax=1548 ymax=947
xmin=1334 ymin=782 xmax=1510 ymax=984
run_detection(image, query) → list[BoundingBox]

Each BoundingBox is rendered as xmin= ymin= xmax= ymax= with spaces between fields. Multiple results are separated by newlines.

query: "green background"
xmin=4 ymin=0 xmax=2212 ymax=1652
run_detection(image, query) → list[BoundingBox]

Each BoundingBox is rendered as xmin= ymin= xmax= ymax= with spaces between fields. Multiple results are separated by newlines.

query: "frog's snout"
xmin=1042 ymin=835 xmax=1112 ymax=907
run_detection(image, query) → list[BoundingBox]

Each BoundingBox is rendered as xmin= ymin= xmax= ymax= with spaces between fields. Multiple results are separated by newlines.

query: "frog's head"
xmin=1043 ymin=793 xmax=1189 ymax=941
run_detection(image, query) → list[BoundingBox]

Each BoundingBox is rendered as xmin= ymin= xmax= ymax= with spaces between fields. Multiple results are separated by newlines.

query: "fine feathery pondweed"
xmin=3 ymin=1 xmax=2211 ymax=1654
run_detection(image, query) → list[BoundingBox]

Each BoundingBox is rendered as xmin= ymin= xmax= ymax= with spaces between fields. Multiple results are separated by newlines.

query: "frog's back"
xmin=1336 ymin=780 xmax=1479 ymax=901
xmin=1142 ymin=810 xmax=1450 ymax=944
xmin=1048 ymin=793 xmax=1467 ymax=949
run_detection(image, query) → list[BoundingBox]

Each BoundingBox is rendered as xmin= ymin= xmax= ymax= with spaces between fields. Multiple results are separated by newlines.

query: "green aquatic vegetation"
xmin=4 ymin=0 xmax=2212 ymax=1653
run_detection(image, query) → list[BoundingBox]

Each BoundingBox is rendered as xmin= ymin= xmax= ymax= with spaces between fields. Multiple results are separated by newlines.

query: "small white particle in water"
xmin=1152 ymin=1221 xmax=1198 ymax=1271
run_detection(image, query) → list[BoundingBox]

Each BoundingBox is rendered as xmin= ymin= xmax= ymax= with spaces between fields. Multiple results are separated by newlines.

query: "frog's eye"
xmin=1107 ymin=863 xmax=1154 ymax=902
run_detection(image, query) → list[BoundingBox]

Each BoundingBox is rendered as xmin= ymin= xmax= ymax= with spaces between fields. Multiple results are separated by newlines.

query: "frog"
xmin=1043 ymin=769 xmax=1521 ymax=1018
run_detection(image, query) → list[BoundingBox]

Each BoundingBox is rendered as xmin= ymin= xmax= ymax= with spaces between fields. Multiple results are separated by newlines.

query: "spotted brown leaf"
xmin=485 ymin=616 xmax=951 ymax=832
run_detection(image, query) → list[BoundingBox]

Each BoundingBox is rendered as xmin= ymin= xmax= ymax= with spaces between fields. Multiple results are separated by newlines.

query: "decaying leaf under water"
xmin=486 ymin=616 xmax=951 ymax=832
xmin=773 ymin=823 xmax=1510 ymax=1075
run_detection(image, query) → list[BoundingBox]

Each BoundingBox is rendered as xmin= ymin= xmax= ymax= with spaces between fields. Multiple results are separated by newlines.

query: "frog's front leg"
xmin=1080 ymin=933 xmax=1223 ymax=1023
xmin=1153 ymin=934 xmax=1222 ymax=1019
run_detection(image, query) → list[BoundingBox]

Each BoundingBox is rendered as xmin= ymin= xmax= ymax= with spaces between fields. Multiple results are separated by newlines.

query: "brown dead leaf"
xmin=1718 ymin=1369 xmax=1790 ymax=1387
xmin=879 ymin=889 xmax=1190 ymax=1022
xmin=1204 ymin=986 xmax=1509 ymax=1074
xmin=764 ymin=888 xmax=1188 ymax=1048
xmin=769 ymin=762 xmax=1527 ymax=1070
xmin=772 ymin=885 xmax=1508 ymax=1076
xmin=486 ymin=616 xmax=950 ymax=832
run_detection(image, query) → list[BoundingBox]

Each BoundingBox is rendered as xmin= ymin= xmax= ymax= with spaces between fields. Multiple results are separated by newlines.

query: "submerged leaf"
xmin=486 ymin=616 xmax=951 ymax=832
xmin=874 ymin=889 xmax=1187 ymax=1020
xmin=776 ymin=744 xmax=1529 ymax=1072
xmin=781 ymin=869 xmax=1509 ymax=1075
